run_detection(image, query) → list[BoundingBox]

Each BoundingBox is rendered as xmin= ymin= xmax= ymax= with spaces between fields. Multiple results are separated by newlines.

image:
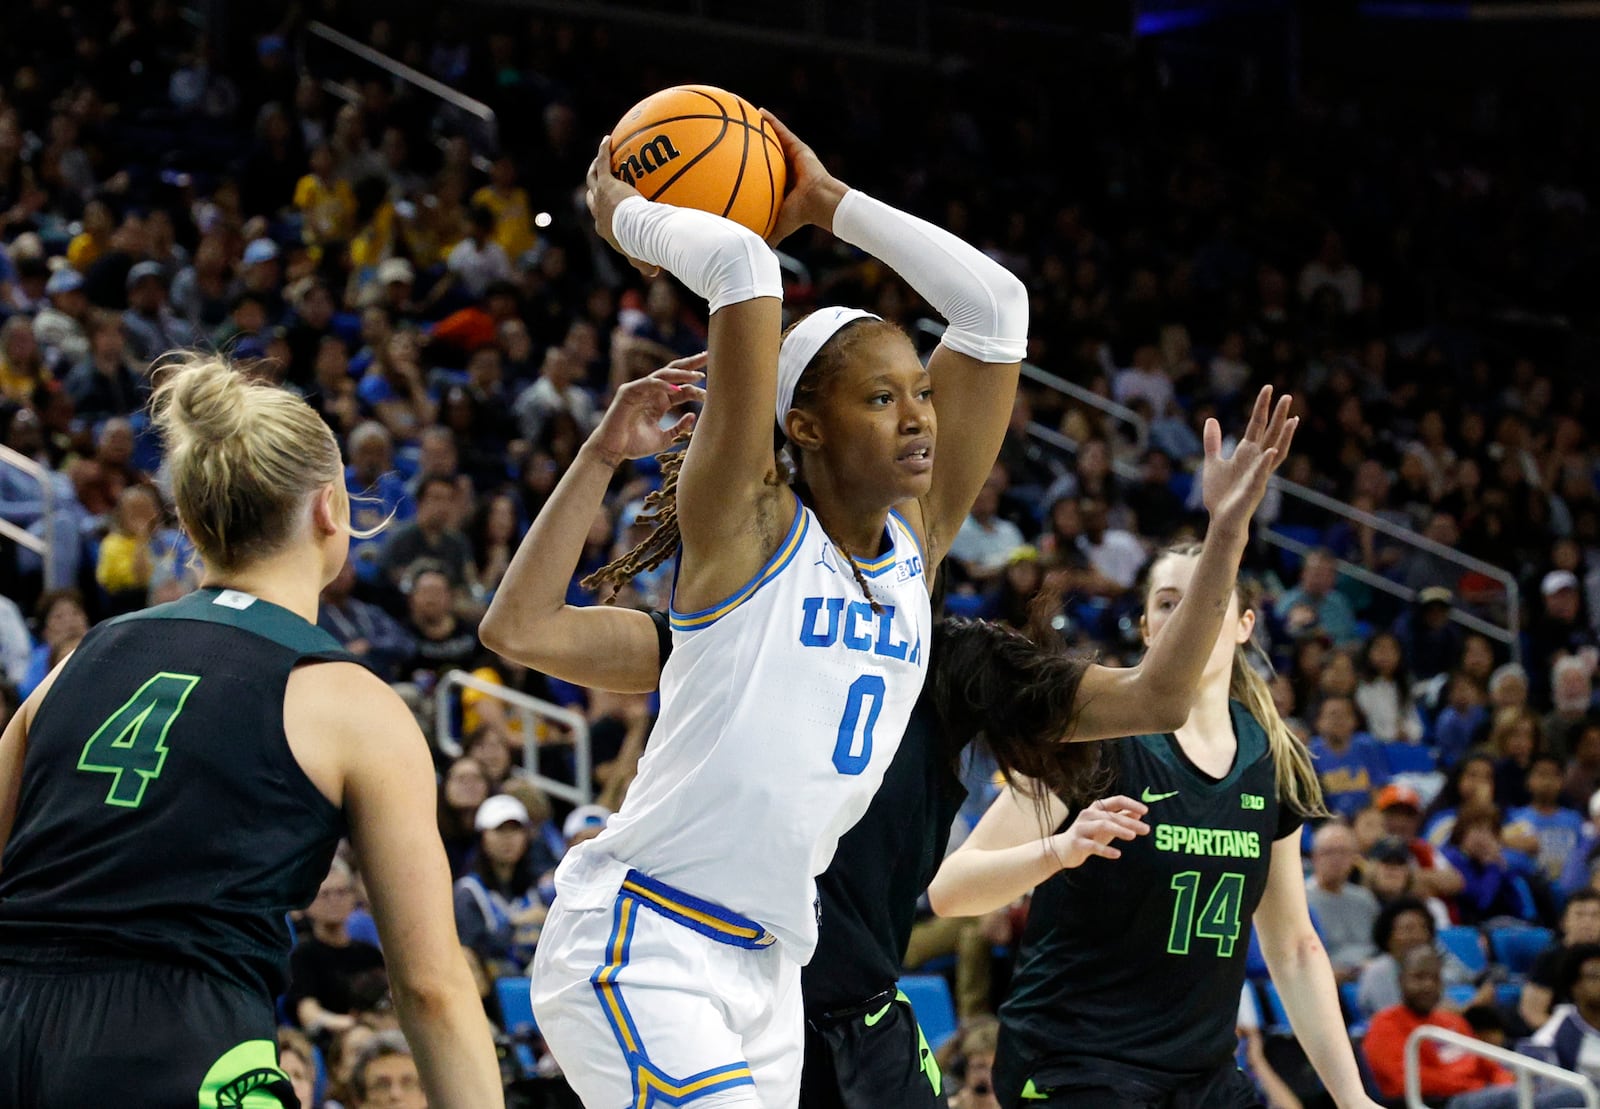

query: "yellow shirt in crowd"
xmin=470 ymin=184 xmax=536 ymax=261
xmin=294 ymin=174 xmax=358 ymax=245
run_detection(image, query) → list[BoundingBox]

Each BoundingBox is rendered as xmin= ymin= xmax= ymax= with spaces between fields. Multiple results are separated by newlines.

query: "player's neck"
xmin=201 ymin=555 xmax=324 ymax=625
xmin=1176 ymin=678 xmax=1233 ymax=743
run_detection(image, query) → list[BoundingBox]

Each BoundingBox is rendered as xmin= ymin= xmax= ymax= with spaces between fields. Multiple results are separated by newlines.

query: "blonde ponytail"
xmin=152 ymin=353 xmax=344 ymax=571
xmin=1231 ymin=647 xmax=1329 ymax=819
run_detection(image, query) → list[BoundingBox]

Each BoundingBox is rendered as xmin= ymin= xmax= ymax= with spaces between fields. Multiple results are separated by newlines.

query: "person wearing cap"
xmin=1402 ymin=585 xmax=1465 ymax=683
xmin=121 ymin=259 xmax=195 ymax=363
xmin=238 ymin=236 xmax=288 ymax=325
xmin=1533 ymin=570 xmax=1600 ymax=707
xmin=1376 ymin=783 xmax=1465 ymax=899
xmin=33 ymin=266 xmax=92 ymax=363
xmin=563 ymin=803 xmax=611 ymax=849
xmin=453 ymin=793 xmax=546 ymax=996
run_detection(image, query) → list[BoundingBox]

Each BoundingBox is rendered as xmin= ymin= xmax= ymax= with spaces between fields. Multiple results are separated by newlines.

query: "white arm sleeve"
xmin=610 ymin=197 xmax=782 ymax=314
xmin=831 ymin=189 xmax=1028 ymax=364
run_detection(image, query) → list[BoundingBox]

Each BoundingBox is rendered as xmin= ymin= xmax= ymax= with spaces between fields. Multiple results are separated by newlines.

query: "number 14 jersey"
xmin=998 ymin=702 xmax=1303 ymax=1079
xmin=564 ymin=494 xmax=931 ymax=962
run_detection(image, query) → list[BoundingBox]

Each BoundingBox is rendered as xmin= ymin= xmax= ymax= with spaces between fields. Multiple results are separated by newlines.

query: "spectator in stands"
xmin=1362 ymin=948 xmax=1513 ymax=1106
xmin=294 ymin=143 xmax=357 ymax=253
xmin=1489 ymin=665 xmax=1531 ymax=717
xmin=1488 ymin=708 xmax=1544 ymax=809
xmin=1403 ymin=587 xmax=1466 ymax=684
xmin=318 ymin=557 xmax=415 ymax=682
xmin=348 ymin=1030 xmax=426 ymax=1109
xmin=945 ymin=1016 xmax=1002 ymax=1109
xmin=513 ymin=344 xmax=596 ymax=448
xmin=1435 ymin=673 xmax=1493 ymax=772
xmin=1364 ymin=835 xmax=1452 ymax=926
xmin=1521 ymin=891 xmax=1600 ymax=1032
xmin=437 ymin=205 xmax=511 ymax=306
xmin=1311 ymin=694 xmax=1390 ymax=820
xmin=358 ymin=330 xmax=436 ymax=443
xmin=1505 ymin=754 xmax=1585 ymax=886
xmin=1357 ymin=894 xmax=1481 ymax=1019
xmin=0 ymin=314 xmax=52 ymax=403
xmin=343 ymin=420 xmax=413 ymax=585
xmin=438 ymin=756 xmax=490 ymax=879
xmin=288 ymin=859 xmax=387 ymax=1044
xmin=95 ymin=483 xmax=167 ymax=615
xmin=169 ymin=235 xmax=233 ymax=335
xmin=949 ymin=464 xmax=1026 ymax=585
xmin=1374 ymin=786 xmax=1465 ymax=899
xmin=120 ymin=260 xmax=191 ymax=364
xmin=472 ymin=155 xmax=536 ymax=262
xmin=454 ymin=794 xmax=547 ymax=998
xmin=1563 ymin=721 xmax=1600 ymax=809
xmin=1358 ymin=631 xmax=1425 ymax=745
xmin=468 ymin=492 xmax=520 ymax=599
xmin=1528 ymin=942 xmax=1600 ymax=1087
xmin=1533 ymin=572 xmax=1599 ymax=703
xmin=398 ymin=566 xmax=482 ymax=690
xmin=380 ymin=475 xmax=477 ymax=598
xmin=18 ymin=588 xmax=87 ymax=699
xmin=1306 ymin=822 xmax=1381 ymax=981
xmin=1076 ymin=495 xmax=1146 ymax=591
xmin=33 ymin=266 xmax=91 ymax=365
xmin=66 ymin=198 xmax=114 ymax=273
xmin=277 ymin=1027 xmax=317 ymax=1109
xmin=1546 ymin=655 xmax=1598 ymax=764
xmin=64 ymin=312 xmax=145 ymax=423
xmin=1278 ymin=548 xmax=1360 ymax=648
xmin=1444 ymin=805 xmax=1537 ymax=925
xmin=1425 ymin=755 xmax=1499 ymax=848
xmin=0 ymin=592 xmax=29 ymax=688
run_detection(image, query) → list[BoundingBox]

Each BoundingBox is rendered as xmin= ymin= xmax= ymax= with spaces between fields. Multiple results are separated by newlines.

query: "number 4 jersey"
xmin=556 ymin=495 xmax=931 ymax=961
xmin=997 ymin=701 xmax=1303 ymax=1083
xmin=0 ymin=588 xmax=354 ymax=1000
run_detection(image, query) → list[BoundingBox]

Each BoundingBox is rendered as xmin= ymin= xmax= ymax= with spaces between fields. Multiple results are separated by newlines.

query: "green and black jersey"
xmin=996 ymin=701 xmax=1303 ymax=1091
xmin=0 ymin=588 xmax=354 ymax=1001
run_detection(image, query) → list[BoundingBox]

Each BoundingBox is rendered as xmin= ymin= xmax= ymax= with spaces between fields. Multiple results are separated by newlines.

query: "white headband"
xmin=775 ymin=307 xmax=881 ymax=431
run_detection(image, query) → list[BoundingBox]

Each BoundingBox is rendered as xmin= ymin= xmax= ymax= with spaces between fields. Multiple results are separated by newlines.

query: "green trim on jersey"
xmin=111 ymin=588 xmax=344 ymax=657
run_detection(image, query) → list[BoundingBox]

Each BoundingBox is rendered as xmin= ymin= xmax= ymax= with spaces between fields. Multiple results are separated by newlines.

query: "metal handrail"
xmin=0 ymin=443 xmax=54 ymax=587
xmin=910 ymin=315 xmax=1525 ymax=659
xmin=912 ymin=318 xmax=1150 ymax=448
xmin=435 ymin=669 xmax=593 ymax=807
xmin=306 ymin=22 xmax=499 ymax=151
xmin=1406 ymin=1025 xmax=1599 ymax=1109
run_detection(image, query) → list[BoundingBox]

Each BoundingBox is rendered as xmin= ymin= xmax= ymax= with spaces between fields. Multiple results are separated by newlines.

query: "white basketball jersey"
xmin=558 ymin=494 xmax=931 ymax=960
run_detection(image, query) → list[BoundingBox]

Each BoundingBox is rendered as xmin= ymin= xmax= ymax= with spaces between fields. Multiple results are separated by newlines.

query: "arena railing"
xmin=303 ymin=22 xmax=501 ymax=157
xmin=0 ymin=443 xmax=54 ymax=589
xmin=435 ymin=668 xmax=594 ymax=807
xmin=912 ymin=317 xmax=1525 ymax=663
xmin=1406 ymin=1025 xmax=1598 ymax=1109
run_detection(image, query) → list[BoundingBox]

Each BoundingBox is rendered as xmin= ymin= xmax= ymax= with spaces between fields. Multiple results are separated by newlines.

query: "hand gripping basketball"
xmin=586 ymin=136 xmax=660 ymax=279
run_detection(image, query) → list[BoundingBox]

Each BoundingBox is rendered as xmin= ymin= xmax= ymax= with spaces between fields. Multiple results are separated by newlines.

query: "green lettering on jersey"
xmin=77 ymin=672 xmax=200 ymax=808
xmin=1167 ymin=871 xmax=1247 ymax=958
xmin=1152 ymin=823 xmax=1260 ymax=859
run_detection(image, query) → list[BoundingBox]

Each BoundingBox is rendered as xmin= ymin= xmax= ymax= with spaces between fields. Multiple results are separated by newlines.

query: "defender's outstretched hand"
xmin=589 ymin=356 xmax=707 ymax=468
xmin=1049 ymin=795 xmax=1151 ymax=869
xmin=1201 ymin=385 xmax=1297 ymax=535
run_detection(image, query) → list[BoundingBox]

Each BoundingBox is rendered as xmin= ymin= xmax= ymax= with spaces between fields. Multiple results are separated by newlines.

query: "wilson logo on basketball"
xmin=617 ymin=135 xmax=682 ymax=186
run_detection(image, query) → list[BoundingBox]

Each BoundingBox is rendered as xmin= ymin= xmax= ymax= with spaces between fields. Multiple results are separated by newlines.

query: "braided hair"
xmin=584 ymin=314 xmax=909 ymax=610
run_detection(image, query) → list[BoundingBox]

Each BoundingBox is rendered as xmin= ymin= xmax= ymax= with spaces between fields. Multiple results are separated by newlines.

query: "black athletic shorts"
xmin=996 ymin=1055 xmax=1264 ymax=1109
xmin=0 ymin=949 xmax=298 ymax=1108
xmin=801 ymin=988 xmax=944 ymax=1109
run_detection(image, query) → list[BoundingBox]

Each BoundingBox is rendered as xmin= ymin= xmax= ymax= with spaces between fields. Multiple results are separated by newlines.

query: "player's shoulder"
xmin=287 ymin=661 xmax=413 ymax=733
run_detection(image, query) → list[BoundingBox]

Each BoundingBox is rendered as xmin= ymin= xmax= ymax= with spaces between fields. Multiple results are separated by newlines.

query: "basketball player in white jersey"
xmin=525 ymin=116 xmax=1027 ymax=1106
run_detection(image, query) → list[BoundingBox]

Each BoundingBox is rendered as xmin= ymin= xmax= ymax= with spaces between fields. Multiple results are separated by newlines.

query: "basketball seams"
xmin=608 ymin=85 xmax=783 ymax=237
xmin=723 ymin=97 xmax=752 ymax=222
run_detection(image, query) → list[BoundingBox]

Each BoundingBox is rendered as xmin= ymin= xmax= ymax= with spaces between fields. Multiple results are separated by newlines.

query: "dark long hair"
xmin=929 ymin=615 xmax=1106 ymax=810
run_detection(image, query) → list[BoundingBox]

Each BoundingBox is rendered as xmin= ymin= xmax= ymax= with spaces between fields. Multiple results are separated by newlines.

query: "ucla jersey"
xmin=557 ymin=493 xmax=931 ymax=959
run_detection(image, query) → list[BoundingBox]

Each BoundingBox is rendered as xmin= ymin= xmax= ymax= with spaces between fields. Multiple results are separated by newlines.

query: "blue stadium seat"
xmin=1338 ymin=980 xmax=1362 ymax=1021
xmin=1489 ymin=926 xmax=1554 ymax=975
xmin=1258 ymin=979 xmax=1291 ymax=1036
xmin=494 ymin=976 xmax=541 ymax=1080
xmin=1496 ymin=981 xmax=1524 ymax=1011
xmin=1438 ymin=925 xmax=1489 ymax=977
xmin=898 ymin=974 xmax=958 ymax=1052
xmin=1383 ymin=743 xmax=1437 ymax=776
xmin=1444 ymin=982 xmax=1479 ymax=1009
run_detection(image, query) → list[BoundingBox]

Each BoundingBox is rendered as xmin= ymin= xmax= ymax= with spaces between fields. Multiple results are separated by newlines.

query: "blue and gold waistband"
xmin=619 ymin=870 xmax=777 ymax=950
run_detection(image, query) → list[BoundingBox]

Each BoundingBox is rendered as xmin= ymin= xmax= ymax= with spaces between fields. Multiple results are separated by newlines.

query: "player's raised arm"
xmin=763 ymin=110 xmax=1027 ymax=572
xmin=1069 ymin=386 xmax=1296 ymax=741
xmin=480 ymin=361 xmax=704 ymax=692
xmin=584 ymin=139 xmax=790 ymax=612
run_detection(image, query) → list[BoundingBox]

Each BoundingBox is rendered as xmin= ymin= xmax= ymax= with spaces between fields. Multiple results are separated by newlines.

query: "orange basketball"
xmin=610 ymin=85 xmax=786 ymax=240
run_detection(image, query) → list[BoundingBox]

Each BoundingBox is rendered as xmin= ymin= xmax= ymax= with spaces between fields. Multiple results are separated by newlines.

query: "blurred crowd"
xmin=4 ymin=2 xmax=1600 ymax=1105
